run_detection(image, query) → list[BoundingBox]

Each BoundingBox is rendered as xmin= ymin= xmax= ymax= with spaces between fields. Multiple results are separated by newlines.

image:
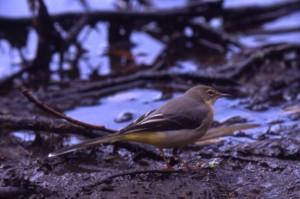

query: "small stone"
xmin=114 ymin=112 xmax=134 ymax=123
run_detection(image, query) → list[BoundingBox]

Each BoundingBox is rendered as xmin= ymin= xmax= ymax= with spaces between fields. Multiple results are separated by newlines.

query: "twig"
xmin=21 ymin=88 xmax=115 ymax=133
xmin=0 ymin=115 xmax=107 ymax=137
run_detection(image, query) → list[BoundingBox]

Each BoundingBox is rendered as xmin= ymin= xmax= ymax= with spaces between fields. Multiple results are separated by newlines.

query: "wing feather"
xmin=119 ymin=96 xmax=210 ymax=134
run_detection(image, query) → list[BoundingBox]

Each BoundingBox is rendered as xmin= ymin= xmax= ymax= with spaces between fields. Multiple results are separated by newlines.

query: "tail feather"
xmin=48 ymin=134 xmax=122 ymax=158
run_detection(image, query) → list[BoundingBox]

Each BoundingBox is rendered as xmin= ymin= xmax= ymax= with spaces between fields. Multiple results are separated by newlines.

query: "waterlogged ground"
xmin=1 ymin=0 xmax=300 ymax=198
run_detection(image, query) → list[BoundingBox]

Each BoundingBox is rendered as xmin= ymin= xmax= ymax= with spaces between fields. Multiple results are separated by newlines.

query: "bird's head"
xmin=185 ymin=85 xmax=231 ymax=105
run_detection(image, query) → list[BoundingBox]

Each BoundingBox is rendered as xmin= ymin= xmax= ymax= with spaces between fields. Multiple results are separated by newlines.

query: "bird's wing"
xmin=120 ymin=96 xmax=210 ymax=134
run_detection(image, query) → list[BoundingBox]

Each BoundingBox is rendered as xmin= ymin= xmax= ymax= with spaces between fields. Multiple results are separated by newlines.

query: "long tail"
xmin=48 ymin=134 xmax=123 ymax=158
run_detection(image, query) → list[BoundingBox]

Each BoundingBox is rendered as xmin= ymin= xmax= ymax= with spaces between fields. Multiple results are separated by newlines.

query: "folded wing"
xmin=120 ymin=96 xmax=210 ymax=134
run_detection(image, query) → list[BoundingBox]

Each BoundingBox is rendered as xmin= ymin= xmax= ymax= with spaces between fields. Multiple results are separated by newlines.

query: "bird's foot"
xmin=180 ymin=160 xmax=203 ymax=172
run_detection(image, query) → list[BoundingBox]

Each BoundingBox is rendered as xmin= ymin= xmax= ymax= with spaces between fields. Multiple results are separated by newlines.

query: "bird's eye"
xmin=207 ymin=89 xmax=215 ymax=96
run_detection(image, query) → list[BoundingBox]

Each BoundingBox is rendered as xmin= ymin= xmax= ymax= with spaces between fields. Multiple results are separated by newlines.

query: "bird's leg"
xmin=184 ymin=151 xmax=204 ymax=171
xmin=159 ymin=149 xmax=172 ymax=170
xmin=172 ymin=148 xmax=183 ymax=165
xmin=172 ymin=148 xmax=192 ymax=170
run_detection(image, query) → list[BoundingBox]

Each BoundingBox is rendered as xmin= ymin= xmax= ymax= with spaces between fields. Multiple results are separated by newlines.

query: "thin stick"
xmin=21 ymin=88 xmax=115 ymax=133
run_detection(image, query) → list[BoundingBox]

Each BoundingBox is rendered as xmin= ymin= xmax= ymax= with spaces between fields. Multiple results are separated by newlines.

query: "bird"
xmin=48 ymin=85 xmax=230 ymax=166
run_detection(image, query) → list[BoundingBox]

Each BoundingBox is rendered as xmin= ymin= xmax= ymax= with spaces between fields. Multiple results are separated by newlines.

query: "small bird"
xmin=48 ymin=85 xmax=229 ymax=166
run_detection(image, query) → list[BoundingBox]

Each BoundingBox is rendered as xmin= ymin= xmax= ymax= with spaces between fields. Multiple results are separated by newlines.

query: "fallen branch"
xmin=0 ymin=115 xmax=106 ymax=137
xmin=22 ymin=88 xmax=115 ymax=133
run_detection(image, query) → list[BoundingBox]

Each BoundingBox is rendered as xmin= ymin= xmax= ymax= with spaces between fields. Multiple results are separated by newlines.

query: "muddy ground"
xmin=1 ymin=0 xmax=300 ymax=199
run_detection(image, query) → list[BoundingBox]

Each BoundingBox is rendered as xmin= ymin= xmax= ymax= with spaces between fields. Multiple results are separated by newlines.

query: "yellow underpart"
xmin=120 ymin=132 xmax=167 ymax=146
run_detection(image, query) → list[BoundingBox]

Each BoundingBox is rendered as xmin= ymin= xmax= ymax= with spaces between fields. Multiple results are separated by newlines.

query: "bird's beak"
xmin=218 ymin=92 xmax=231 ymax=98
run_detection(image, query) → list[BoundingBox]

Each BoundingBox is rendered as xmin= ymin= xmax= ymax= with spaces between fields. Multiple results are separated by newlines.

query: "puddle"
xmin=214 ymin=98 xmax=290 ymax=138
xmin=11 ymin=131 xmax=36 ymax=142
xmin=215 ymin=98 xmax=285 ymax=123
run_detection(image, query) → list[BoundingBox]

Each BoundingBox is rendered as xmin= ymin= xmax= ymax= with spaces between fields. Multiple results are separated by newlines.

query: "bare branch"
xmin=21 ymin=88 xmax=116 ymax=133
